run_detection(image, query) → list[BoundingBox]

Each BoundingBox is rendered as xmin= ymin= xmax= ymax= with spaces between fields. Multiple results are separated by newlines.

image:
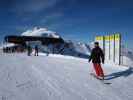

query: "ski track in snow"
xmin=0 ymin=53 xmax=133 ymax=100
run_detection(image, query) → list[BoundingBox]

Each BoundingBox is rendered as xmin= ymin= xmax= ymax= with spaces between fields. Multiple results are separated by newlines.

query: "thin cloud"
xmin=10 ymin=0 xmax=61 ymax=14
xmin=41 ymin=12 xmax=64 ymax=23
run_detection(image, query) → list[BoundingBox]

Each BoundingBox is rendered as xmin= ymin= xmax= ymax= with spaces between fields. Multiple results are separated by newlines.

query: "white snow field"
xmin=0 ymin=53 xmax=133 ymax=100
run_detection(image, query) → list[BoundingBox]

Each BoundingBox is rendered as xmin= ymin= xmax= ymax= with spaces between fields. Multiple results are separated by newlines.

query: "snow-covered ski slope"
xmin=0 ymin=53 xmax=133 ymax=100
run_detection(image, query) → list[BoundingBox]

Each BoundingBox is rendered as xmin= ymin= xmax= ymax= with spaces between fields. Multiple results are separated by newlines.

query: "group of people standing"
xmin=27 ymin=45 xmax=38 ymax=56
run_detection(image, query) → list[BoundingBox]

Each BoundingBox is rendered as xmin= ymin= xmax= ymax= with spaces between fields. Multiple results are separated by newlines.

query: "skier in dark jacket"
xmin=27 ymin=45 xmax=32 ymax=56
xmin=89 ymin=42 xmax=105 ymax=80
xmin=34 ymin=45 xmax=39 ymax=56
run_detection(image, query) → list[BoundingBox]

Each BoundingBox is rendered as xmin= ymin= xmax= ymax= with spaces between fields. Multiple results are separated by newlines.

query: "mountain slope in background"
xmin=121 ymin=45 xmax=133 ymax=66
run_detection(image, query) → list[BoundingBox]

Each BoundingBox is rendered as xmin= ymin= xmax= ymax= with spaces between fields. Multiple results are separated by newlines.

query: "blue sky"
xmin=0 ymin=0 xmax=133 ymax=50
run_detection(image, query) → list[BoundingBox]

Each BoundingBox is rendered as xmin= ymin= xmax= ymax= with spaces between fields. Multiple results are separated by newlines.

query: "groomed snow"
xmin=0 ymin=53 xmax=133 ymax=100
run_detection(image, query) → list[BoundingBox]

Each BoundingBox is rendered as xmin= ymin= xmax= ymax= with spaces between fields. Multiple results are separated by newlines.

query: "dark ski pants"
xmin=35 ymin=51 xmax=38 ymax=56
xmin=93 ymin=63 xmax=104 ymax=77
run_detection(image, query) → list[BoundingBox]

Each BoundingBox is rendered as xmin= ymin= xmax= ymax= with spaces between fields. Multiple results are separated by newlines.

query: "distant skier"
xmin=27 ymin=45 xmax=32 ymax=56
xmin=89 ymin=42 xmax=105 ymax=80
xmin=34 ymin=45 xmax=39 ymax=56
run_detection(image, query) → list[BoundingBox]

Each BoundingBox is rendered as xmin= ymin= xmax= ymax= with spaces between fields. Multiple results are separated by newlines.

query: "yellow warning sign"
xmin=95 ymin=36 xmax=104 ymax=41
xmin=115 ymin=33 xmax=120 ymax=41
xmin=105 ymin=35 xmax=110 ymax=41
xmin=110 ymin=34 xmax=114 ymax=41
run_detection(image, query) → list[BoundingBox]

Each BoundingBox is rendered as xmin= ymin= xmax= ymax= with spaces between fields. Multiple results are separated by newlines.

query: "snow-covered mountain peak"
xmin=21 ymin=27 xmax=60 ymax=38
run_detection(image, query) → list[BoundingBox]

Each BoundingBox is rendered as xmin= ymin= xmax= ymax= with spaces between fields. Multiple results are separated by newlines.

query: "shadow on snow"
xmin=105 ymin=67 xmax=133 ymax=80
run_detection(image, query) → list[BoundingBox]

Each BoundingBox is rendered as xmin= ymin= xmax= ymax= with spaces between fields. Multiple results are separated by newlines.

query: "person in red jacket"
xmin=89 ymin=42 xmax=105 ymax=80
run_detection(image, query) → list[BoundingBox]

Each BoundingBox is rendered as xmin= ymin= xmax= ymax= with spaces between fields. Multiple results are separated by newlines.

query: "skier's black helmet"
xmin=94 ymin=42 xmax=99 ymax=45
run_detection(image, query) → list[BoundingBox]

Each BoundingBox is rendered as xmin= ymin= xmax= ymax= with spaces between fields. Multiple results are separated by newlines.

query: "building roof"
xmin=4 ymin=35 xmax=64 ymax=45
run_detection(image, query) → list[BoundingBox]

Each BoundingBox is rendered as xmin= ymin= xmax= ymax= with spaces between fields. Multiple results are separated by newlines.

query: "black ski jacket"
xmin=89 ymin=47 xmax=105 ymax=63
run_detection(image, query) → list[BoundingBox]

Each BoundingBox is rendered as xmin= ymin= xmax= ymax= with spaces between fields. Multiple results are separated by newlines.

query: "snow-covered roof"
xmin=2 ymin=43 xmax=16 ymax=48
xmin=0 ymin=43 xmax=16 ymax=49
xmin=21 ymin=27 xmax=60 ymax=38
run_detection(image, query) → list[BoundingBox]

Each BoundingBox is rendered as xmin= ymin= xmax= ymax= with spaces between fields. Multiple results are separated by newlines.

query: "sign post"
xmin=114 ymin=33 xmax=121 ymax=65
xmin=105 ymin=35 xmax=110 ymax=62
xmin=110 ymin=34 xmax=115 ymax=63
